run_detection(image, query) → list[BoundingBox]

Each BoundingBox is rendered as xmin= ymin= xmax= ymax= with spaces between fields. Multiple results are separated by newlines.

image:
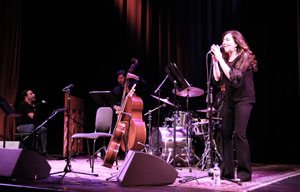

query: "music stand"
xmin=0 ymin=97 xmax=20 ymax=148
xmin=165 ymin=63 xmax=189 ymax=92
xmin=89 ymin=91 xmax=116 ymax=107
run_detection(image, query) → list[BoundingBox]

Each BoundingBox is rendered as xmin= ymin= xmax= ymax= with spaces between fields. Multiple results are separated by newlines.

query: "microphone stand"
xmin=23 ymin=108 xmax=65 ymax=142
xmin=50 ymin=87 xmax=98 ymax=178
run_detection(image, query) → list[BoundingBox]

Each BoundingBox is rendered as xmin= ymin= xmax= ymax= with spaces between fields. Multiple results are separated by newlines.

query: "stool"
xmin=14 ymin=132 xmax=42 ymax=152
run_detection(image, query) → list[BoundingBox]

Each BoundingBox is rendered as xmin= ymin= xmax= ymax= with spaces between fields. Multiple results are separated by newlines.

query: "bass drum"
xmin=159 ymin=126 xmax=190 ymax=166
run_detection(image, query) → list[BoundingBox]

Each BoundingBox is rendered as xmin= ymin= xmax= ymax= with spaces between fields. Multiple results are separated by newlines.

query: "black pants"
xmin=221 ymin=103 xmax=253 ymax=179
xmin=17 ymin=124 xmax=47 ymax=153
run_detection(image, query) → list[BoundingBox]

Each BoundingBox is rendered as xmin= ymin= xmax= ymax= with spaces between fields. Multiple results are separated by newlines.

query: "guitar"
xmin=102 ymin=84 xmax=136 ymax=168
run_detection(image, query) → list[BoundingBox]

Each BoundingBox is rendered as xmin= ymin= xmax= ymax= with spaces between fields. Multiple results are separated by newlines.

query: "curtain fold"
xmin=0 ymin=0 xmax=22 ymax=141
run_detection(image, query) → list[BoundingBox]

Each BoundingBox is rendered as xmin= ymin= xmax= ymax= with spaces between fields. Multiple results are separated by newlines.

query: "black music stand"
xmin=0 ymin=97 xmax=20 ymax=148
xmin=89 ymin=91 xmax=116 ymax=107
xmin=165 ymin=63 xmax=189 ymax=92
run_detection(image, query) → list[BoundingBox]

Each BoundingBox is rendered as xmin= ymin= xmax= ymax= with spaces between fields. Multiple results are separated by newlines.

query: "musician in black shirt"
xmin=16 ymin=89 xmax=47 ymax=154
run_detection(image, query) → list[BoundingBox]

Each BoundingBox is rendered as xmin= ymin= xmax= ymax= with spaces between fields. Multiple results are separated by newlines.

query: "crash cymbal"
xmin=196 ymin=107 xmax=218 ymax=113
xmin=151 ymin=95 xmax=175 ymax=107
xmin=173 ymin=86 xmax=204 ymax=97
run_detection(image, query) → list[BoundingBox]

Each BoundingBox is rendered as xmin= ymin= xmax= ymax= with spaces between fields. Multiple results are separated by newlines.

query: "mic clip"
xmin=62 ymin=84 xmax=74 ymax=92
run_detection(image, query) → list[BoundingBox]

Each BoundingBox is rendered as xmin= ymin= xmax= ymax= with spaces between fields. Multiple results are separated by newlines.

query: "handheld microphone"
xmin=208 ymin=44 xmax=225 ymax=54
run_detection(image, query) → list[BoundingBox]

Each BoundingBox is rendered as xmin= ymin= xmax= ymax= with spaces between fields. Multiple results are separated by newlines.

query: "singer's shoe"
xmin=221 ymin=169 xmax=234 ymax=180
xmin=237 ymin=172 xmax=252 ymax=182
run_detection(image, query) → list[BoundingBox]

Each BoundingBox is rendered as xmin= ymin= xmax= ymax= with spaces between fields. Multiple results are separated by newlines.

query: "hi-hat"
xmin=196 ymin=107 xmax=218 ymax=113
xmin=151 ymin=95 xmax=175 ymax=107
xmin=173 ymin=86 xmax=204 ymax=97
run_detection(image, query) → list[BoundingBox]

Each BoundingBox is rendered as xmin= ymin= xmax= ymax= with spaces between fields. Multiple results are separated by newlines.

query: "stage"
xmin=1 ymin=153 xmax=300 ymax=192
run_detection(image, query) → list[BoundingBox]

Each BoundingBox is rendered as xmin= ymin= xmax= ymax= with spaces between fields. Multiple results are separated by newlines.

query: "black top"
xmin=111 ymin=85 xmax=124 ymax=107
xmin=223 ymin=56 xmax=256 ymax=105
xmin=16 ymin=101 xmax=36 ymax=126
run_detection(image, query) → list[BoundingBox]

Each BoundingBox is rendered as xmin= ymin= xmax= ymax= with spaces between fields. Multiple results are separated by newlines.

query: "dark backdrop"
xmin=6 ymin=0 xmax=299 ymax=164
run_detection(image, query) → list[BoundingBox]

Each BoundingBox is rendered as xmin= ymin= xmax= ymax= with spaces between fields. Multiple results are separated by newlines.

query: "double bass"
xmin=102 ymin=58 xmax=146 ymax=168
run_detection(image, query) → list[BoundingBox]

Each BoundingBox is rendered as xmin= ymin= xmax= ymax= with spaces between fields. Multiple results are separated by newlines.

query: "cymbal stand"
xmin=153 ymin=75 xmax=168 ymax=156
xmin=179 ymin=51 xmax=216 ymax=184
xmin=143 ymin=104 xmax=166 ymax=155
xmin=51 ymin=85 xmax=98 ymax=178
xmin=171 ymin=80 xmax=178 ymax=167
xmin=182 ymin=89 xmax=201 ymax=172
xmin=164 ymin=80 xmax=178 ymax=167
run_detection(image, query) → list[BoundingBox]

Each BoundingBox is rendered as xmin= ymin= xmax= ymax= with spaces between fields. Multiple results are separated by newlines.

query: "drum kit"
xmin=148 ymin=85 xmax=222 ymax=168
xmin=141 ymin=62 xmax=222 ymax=170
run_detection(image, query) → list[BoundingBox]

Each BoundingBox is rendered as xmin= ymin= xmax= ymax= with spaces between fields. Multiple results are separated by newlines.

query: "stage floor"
xmin=1 ymin=153 xmax=300 ymax=192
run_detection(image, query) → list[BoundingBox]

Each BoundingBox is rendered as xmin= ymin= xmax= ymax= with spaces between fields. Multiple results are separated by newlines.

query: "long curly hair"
xmin=222 ymin=30 xmax=258 ymax=72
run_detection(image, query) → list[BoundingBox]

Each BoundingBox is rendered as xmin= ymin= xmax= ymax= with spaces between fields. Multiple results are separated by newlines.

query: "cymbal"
xmin=196 ymin=107 xmax=218 ymax=113
xmin=173 ymin=86 xmax=204 ymax=97
xmin=151 ymin=95 xmax=175 ymax=107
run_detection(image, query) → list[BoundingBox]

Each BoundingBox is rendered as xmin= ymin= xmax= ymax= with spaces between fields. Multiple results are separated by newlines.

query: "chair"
xmin=71 ymin=107 xmax=113 ymax=173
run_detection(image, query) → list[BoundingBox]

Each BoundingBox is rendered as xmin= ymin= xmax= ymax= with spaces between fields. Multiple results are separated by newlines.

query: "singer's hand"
xmin=210 ymin=44 xmax=223 ymax=62
xmin=126 ymin=72 xmax=139 ymax=81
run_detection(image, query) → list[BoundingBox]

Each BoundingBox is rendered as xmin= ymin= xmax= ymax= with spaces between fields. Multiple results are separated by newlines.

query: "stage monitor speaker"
xmin=0 ymin=141 xmax=23 ymax=149
xmin=116 ymin=150 xmax=178 ymax=186
xmin=0 ymin=148 xmax=51 ymax=180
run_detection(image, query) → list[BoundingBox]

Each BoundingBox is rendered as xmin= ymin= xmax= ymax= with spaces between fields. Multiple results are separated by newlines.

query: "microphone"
xmin=55 ymin=108 xmax=66 ymax=112
xmin=62 ymin=84 xmax=74 ymax=91
xmin=208 ymin=44 xmax=225 ymax=54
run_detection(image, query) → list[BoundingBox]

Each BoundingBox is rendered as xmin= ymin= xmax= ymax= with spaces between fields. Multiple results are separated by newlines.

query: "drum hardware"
xmin=196 ymin=108 xmax=218 ymax=113
xmin=144 ymin=103 xmax=166 ymax=156
xmin=179 ymin=51 xmax=222 ymax=184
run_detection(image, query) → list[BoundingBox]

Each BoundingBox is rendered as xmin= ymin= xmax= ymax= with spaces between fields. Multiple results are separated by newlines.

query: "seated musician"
xmin=15 ymin=89 xmax=48 ymax=155
xmin=111 ymin=70 xmax=140 ymax=112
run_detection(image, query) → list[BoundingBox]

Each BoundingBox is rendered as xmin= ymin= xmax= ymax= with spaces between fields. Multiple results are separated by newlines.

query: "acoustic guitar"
xmin=102 ymin=84 xmax=136 ymax=168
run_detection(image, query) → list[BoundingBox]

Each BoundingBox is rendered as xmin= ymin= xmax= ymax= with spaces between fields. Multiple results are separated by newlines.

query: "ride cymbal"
xmin=173 ymin=86 xmax=204 ymax=97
